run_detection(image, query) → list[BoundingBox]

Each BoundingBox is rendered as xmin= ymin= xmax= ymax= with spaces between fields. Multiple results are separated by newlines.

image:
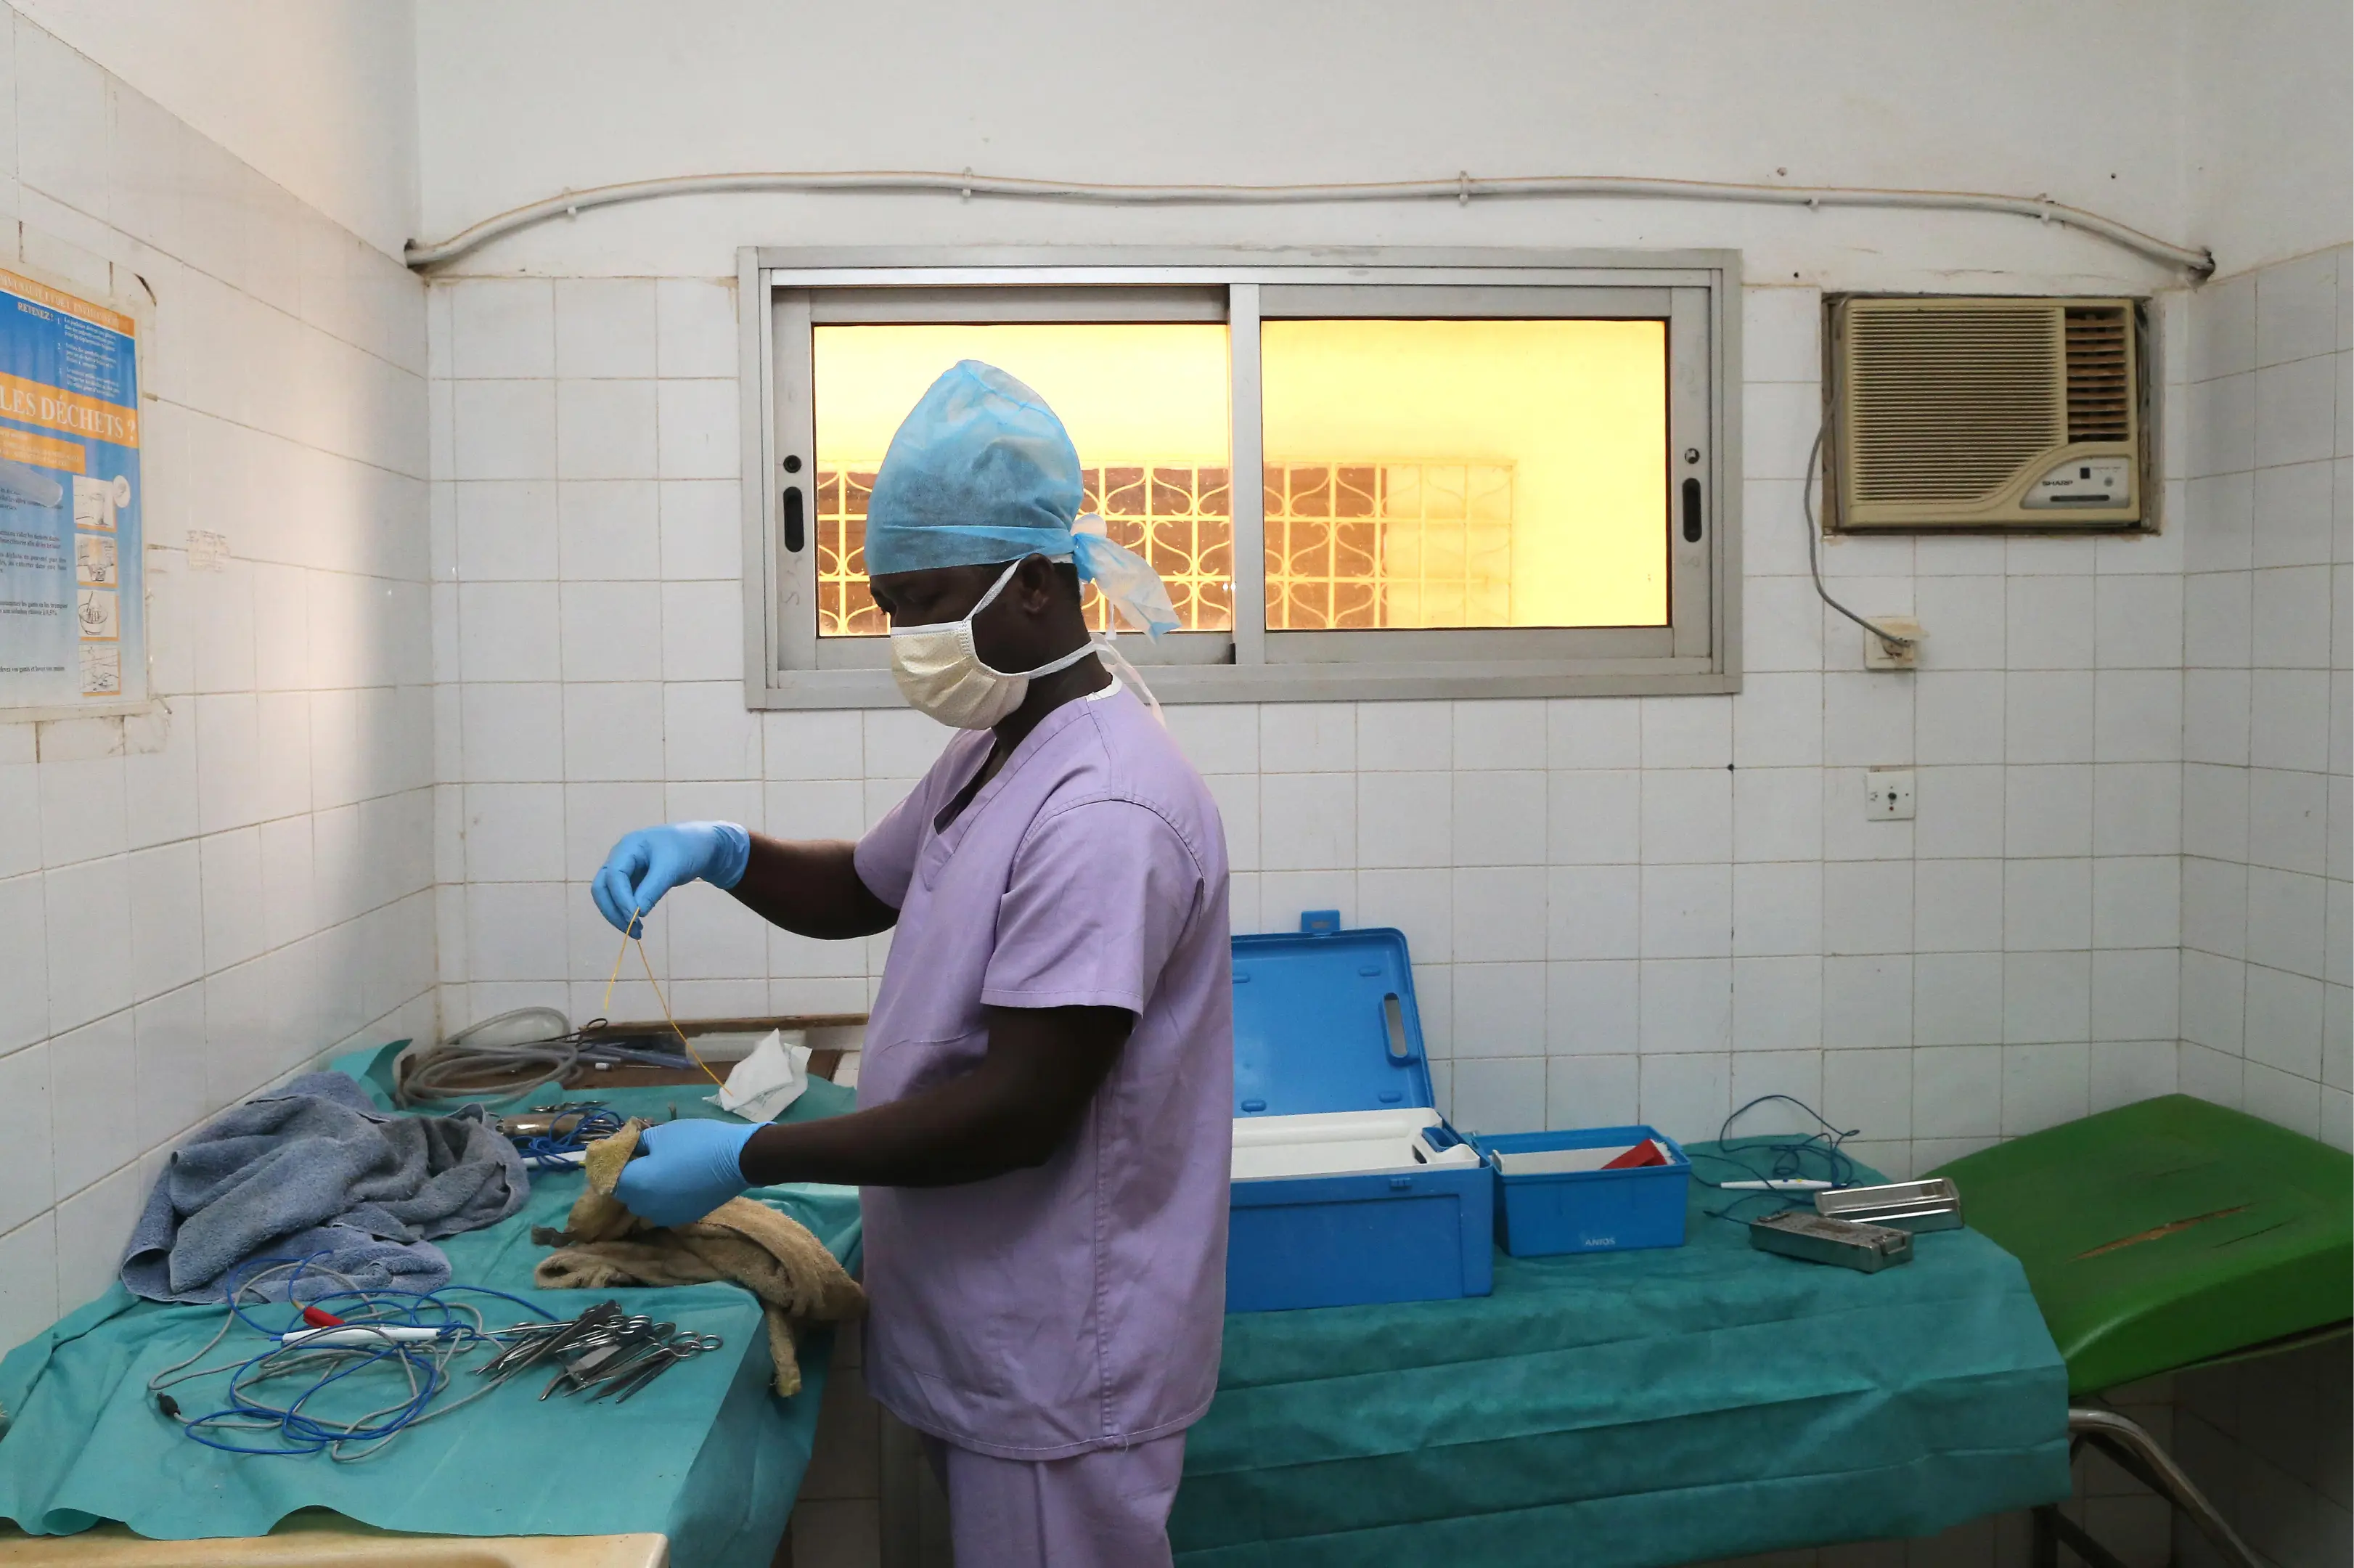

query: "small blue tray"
xmin=1472 ymin=1124 xmax=1691 ymax=1257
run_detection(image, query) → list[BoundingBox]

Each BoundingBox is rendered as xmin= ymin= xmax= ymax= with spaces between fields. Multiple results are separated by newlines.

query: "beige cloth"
xmin=531 ymin=1119 xmax=864 ymax=1395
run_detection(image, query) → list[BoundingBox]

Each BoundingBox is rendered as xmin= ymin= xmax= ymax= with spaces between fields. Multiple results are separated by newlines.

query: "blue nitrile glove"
xmin=592 ymin=822 xmax=752 ymax=935
xmin=612 ymin=1120 xmax=760 ymax=1227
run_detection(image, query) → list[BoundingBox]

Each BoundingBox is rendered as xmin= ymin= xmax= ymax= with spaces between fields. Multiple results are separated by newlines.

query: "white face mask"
xmin=888 ymin=560 xmax=1099 ymax=730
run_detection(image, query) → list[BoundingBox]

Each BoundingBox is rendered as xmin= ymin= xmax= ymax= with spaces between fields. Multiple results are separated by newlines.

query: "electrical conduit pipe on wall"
xmin=403 ymin=168 xmax=2215 ymax=275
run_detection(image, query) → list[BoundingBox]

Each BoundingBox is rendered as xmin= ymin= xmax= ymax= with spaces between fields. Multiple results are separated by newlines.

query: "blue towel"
xmin=121 ymin=1073 xmax=529 ymax=1303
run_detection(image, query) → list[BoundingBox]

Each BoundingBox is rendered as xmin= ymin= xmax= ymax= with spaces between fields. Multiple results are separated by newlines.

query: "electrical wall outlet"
xmin=1865 ymin=768 xmax=1916 ymax=820
xmin=1863 ymin=616 xmax=1923 ymax=670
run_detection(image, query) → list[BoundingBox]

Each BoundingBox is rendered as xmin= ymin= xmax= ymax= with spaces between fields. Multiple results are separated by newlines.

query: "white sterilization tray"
xmin=1230 ymin=1107 xmax=1486 ymax=1181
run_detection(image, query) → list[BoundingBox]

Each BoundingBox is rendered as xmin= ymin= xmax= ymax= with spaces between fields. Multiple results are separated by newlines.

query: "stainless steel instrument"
xmin=1815 ymin=1177 xmax=1963 ymax=1233
xmin=471 ymin=1299 xmax=723 ymax=1405
xmin=1749 ymin=1209 xmax=1914 ymax=1272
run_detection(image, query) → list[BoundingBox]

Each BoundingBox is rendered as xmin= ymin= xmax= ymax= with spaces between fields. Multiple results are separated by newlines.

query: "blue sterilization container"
xmin=1470 ymin=1124 xmax=1692 ymax=1257
xmin=1225 ymin=912 xmax=1495 ymax=1312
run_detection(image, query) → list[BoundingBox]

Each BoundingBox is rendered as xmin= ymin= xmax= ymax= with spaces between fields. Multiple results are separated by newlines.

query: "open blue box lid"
xmin=1230 ymin=910 xmax=1434 ymax=1119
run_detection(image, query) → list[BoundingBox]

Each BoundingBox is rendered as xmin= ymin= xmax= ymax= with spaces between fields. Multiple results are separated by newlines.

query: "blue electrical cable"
xmin=512 ymin=1103 xmax=625 ymax=1171
xmin=182 ymin=1340 xmax=436 ymax=1456
xmin=428 ymin=1283 xmax=565 ymax=1320
xmin=152 ymin=1258 xmax=562 ymax=1460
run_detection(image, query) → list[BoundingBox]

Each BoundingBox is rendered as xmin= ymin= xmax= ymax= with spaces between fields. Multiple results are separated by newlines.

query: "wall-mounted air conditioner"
xmin=1823 ymin=295 xmax=2150 ymax=531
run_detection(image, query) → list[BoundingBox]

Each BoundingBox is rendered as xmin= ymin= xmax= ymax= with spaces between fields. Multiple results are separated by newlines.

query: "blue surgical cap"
xmin=865 ymin=360 xmax=1180 ymax=637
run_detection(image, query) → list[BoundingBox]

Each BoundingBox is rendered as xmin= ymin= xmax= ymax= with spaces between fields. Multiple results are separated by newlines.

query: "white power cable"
xmin=403 ymin=168 xmax=2214 ymax=274
xmin=1803 ymin=430 xmax=1915 ymax=656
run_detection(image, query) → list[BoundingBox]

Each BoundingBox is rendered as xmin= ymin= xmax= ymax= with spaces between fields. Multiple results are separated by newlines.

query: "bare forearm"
xmin=738 ymin=1005 xmax=1130 ymax=1188
xmin=728 ymin=835 xmax=896 ymax=939
xmin=739 ymin=1081 xmax=1064 ymax=1188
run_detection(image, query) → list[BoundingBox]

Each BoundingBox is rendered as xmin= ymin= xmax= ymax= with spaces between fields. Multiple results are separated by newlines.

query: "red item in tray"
xmin=1600 ymin=1140 xmax=1669 ymax=1171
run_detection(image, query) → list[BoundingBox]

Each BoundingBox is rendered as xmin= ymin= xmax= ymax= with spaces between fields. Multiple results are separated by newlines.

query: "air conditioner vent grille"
xmin=1846 ymin=306 xmax=2063 ymax=503
xmin=2064 ymin=307 xmax=2132 ymax=442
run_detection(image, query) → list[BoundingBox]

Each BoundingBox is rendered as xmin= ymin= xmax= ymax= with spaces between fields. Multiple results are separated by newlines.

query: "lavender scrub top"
xmin=850 ymin=683 xmax=1233 ymax=1461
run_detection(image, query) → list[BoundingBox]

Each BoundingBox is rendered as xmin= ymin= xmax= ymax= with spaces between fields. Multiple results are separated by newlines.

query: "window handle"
xmin=1680 ymin=477 xmax=1703 ymax=544
xmin=782 ymin=485 xmax=805 ymax=552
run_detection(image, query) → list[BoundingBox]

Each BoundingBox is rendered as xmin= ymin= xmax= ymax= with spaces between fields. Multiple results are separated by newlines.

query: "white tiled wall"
xmin=2177 ymin=245 xmax=2354 ymax=1151
xmin=426 ymin=278 xmax=2197 ymax=1185
xmin=0 ymin=14 xmax=432 ymax=1354
xmin=2167 ymin=244 xmax=2354 ymax=1567
xmin=425 ymin=272 xmax=771 ymax=1030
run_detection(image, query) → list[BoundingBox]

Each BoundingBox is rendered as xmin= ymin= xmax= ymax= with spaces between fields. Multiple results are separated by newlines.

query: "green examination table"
xmin=0 ymin=1049 xmax=863 ymax=1568
xmin=1934 ymin=1095 xmax=2354 ymax=1568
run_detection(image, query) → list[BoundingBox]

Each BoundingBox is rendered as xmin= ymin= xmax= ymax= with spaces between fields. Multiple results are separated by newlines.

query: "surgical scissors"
xmin=538 ymin=1318 xmax=668 ymax=1398
xmin=463 ymin=1301 xmax=722 ymax=1407
xmin=477 ymin=1302 xmax=623 ymax=1381
xmin=587 ymin=1328 xmax=724 ymax=1402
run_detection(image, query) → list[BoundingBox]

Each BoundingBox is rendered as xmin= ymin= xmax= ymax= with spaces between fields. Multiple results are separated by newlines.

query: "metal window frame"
xmin=741 ymin=245 xmax=1743 ymax=708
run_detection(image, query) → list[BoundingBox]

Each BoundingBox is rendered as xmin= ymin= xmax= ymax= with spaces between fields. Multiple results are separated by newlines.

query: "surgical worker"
xmin=591 ymin=362 xmax=1233 ymax=1567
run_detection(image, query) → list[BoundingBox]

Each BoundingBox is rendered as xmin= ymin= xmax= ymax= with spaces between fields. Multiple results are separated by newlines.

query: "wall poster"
xmin=0 ymin=266 xmax=142 ymax=711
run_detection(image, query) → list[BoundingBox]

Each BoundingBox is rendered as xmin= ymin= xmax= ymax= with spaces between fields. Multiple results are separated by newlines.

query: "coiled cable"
xmin=1691 ymin=1094 xmax=1862 ymax=1225
xmin=394 ymin=1008 xmax=692 ymax=1106
xmin=147 ymin=1257 xmax=557 ymax=1461
xmin=512 ymin=1104 xmax=626 ymax=1169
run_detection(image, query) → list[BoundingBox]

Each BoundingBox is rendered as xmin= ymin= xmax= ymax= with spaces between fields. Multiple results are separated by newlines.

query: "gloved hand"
xmin=612 ymin=1119 xmax=760 ymax=1228
xmin=592 ymin=822 xmax=752 ymax=935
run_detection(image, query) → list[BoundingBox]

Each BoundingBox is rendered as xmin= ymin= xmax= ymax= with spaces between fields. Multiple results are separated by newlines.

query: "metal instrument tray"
xmin=1749 ymin=1210 xmax=1914 ymax=1272
xmin=1815 ymin=1177 xmax=1963 ymax=1233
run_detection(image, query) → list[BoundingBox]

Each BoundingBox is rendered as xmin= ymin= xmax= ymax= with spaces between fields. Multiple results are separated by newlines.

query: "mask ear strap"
xmin=1089 ymin=636 xmax=1164 ymax=724
xmin=1022 ymin=639 xmax=1100 ymax=679
xmin=963 ymin=558 xmax=1026 ymax=621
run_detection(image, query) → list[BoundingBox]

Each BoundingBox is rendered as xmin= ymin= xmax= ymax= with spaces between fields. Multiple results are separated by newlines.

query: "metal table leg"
xmin=2031 ymin=1503 xmax=2058 ymax=1568
xmin=2061 ymin=1406 xmax=2263 ymax=1568
xmin=2033 ymin=1503 xmax=2136 ymax=1568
